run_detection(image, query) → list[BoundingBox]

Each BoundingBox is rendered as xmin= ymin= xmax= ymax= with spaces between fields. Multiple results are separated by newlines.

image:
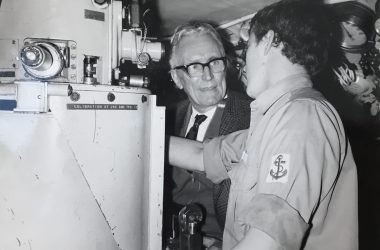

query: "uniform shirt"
xmin=202 ymin=74 xmax=358 ymax=250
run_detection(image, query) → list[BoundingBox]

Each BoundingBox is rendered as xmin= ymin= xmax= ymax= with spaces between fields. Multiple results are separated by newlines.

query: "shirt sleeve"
xmin=203 ymin=129 xmax=248 ymax=184
xmin=242 ymin=99 xmax=345 ymax=248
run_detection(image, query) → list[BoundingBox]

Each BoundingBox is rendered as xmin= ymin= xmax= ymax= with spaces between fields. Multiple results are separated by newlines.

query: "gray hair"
xmin=169 ymin=21 xmax=225 ymax=68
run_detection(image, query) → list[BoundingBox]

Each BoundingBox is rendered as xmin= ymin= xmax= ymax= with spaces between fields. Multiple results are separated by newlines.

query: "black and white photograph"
xmin=0 ymin=0 xmax=379 ymax=249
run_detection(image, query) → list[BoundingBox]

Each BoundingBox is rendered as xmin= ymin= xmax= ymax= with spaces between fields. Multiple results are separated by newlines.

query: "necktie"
xmin=185 ymin=114 xmax=207 ymax=140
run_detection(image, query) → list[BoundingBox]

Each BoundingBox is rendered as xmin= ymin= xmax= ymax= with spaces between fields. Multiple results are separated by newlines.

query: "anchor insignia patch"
xmin=266 ymin=153 xmax=290 ymax=183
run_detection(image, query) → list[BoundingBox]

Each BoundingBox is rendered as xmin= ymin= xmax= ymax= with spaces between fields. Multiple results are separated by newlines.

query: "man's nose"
xmin=202 ymin=65 xmax=213 ymax=80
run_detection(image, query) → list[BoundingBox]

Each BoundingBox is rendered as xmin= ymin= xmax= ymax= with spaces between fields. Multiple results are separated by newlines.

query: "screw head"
xmin=70 ymin=92 xmax=80 ymax=102
xmin=107 ymin=93 xmax=116 ymax=102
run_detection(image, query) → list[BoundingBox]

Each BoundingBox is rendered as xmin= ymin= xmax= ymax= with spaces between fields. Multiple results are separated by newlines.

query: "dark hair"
xmin=250 ymin=0 xmax=333 ymax=76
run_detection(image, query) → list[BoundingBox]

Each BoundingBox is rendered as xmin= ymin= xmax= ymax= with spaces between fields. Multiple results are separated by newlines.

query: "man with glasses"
xmin=168 ymin=1 xmax=358 ymax=249
xmin=165 ymin=21 xmax=251 ymax=247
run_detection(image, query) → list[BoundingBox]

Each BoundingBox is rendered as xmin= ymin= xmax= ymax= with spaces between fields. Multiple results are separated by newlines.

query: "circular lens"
xmin=20 ymin=45 xmax=44 ymax=67
xmin=209 ymin=59 xmax=225 ymax=73
xmin=20 ymin=42 xmax=64 ymax=79
xmin=187 ymin=63 xmax=204 ymax=77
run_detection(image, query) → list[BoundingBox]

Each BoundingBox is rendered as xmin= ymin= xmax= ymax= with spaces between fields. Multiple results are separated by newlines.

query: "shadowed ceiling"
xmin=154 ymin=0 xmax=377 ymax=37
xmin=156 ymin=0 xmax=278 ymax=36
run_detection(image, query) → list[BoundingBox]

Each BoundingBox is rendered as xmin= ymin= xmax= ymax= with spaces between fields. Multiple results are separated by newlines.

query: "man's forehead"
xmin=176 ymin=34 xmax=224 ymax=62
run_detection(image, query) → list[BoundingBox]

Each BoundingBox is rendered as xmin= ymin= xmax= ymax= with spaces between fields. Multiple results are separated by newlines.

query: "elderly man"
xmin=165 ymin=21 xmax=252 ymax=244
xmin=168 ymin=1 xmax=358 ymax=249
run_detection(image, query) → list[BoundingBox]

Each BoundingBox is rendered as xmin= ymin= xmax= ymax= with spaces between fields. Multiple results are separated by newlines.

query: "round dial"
xmin=340 ymin=21 xmax=367 ymax=50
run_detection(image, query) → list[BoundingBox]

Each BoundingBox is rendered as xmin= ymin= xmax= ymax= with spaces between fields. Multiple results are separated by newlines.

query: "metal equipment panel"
xmin=0 ymin=83 xmax=165 ymax=250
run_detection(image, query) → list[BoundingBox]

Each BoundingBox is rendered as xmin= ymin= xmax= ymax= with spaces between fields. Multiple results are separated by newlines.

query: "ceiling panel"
xmin=156 ymin=0 xmax=278 ymax=36
xmin=155 ymin=0 xmax=377 ymax=37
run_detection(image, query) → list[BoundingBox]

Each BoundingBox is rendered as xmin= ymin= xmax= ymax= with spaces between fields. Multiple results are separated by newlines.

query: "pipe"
xmin=217 ymin=13 xmax=256 ymax=29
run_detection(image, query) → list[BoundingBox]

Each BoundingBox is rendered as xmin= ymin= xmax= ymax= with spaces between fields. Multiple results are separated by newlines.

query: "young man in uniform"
xmin=168 ymin=1 xmax=358 ymax=249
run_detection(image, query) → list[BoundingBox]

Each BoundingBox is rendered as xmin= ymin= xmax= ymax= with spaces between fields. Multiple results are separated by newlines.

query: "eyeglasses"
xmin=172 ymin=57 xmax=226 ymax=77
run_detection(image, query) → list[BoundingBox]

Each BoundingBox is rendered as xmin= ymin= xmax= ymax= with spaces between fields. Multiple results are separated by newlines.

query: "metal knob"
xmin=20 ymin=42 xmax=64 ymax=80
xmin=20 ymin=45 xmax=51 ymax=69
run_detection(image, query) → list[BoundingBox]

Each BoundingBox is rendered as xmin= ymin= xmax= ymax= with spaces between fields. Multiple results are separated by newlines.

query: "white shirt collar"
xmin=186 ymin=106 xmax=217 ymax=141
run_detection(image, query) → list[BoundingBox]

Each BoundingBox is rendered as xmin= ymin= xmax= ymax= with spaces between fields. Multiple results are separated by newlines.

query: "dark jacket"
xmin=165 ymin=90 xmax=252 ymax=239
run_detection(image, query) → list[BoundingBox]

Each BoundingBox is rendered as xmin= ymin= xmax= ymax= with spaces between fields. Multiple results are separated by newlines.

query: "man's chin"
xmin=196 ymin=100 xmax=220 ymax=109
xmin=203 ymin=97 xmax=222 ymax=105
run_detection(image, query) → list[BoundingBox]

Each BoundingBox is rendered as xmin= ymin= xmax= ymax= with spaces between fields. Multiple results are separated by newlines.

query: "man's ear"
xmin=170 ymin=70 xmax=183 ymax=89
xmin=263 ymin=30 xmax=276 ymax=55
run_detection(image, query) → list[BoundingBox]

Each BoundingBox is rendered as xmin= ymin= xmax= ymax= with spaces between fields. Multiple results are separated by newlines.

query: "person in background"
xmin=168 ymin=1 xmax=358 ymax=249
xmin=164 ymin=21 xmax=252 ymax=248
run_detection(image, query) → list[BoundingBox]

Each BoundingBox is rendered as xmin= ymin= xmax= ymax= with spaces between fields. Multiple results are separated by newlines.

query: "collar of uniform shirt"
xmin=250 ymin=73 xmax=312 ymax=115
